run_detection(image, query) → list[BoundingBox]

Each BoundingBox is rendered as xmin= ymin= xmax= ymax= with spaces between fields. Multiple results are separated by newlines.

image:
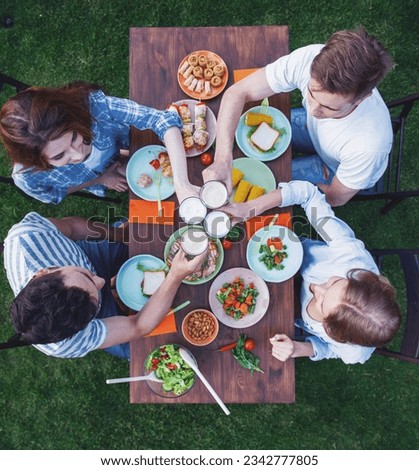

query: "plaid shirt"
xmin=12 ymin=90 xmax=182 ymax=204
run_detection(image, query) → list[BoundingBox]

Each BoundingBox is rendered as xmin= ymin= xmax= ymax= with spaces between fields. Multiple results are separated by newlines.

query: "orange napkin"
xmin=233 ymin=68 xmax=259 ymax=83
xmin=145 ymin=313 xmax=177 ymax=337
xmin=129 ymin=200 xmax=175 ymax=225
xmin=245 ymin=212 xmax=292 ymax=240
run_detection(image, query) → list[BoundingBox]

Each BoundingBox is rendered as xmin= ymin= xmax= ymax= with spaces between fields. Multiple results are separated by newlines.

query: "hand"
xmin=170 ymin=247 xmax=209 ymax=279
xmin=99 ymin=162 xmax=128 ymax=192
xmin=202 ymin=159 xmax=232 ymax=195
xmin=174 ymin=182 xmax=201 ymax=205
xmin=270 ymin=334 xmax=295 ymax=362
xmin=218 ymin=201 xmax=255 ymax=226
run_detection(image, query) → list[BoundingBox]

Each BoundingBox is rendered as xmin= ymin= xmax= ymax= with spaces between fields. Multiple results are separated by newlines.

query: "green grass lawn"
xmin=0 ymin=0 xmax=418 ymax=450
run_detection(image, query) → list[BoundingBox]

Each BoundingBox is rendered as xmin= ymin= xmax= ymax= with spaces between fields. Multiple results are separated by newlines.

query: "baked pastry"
xmin=193 ymin=66 xmax=204 ymax=78
xmin=213 ymin=64 xmax=225 ymax=77
xmin=188 ymin=54 xmax=199 ymax=66
xmin=210 ymin=76 xmax=222 ymax=87
xmin=198 ymin=54 xmax=208 ymax=67
xmin=204 ymin=68 xmax=214 ymax=79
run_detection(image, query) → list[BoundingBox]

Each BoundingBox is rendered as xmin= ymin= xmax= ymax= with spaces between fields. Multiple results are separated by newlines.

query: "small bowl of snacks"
xmin=182 ymin=309 xmax=219 ymax=347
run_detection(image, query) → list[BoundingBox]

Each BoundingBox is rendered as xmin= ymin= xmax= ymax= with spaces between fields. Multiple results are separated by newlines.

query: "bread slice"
xmin=141 ymin=270 xmax=166 ymax=296
xmin=250 ymin=122 xmax=280 ymax=151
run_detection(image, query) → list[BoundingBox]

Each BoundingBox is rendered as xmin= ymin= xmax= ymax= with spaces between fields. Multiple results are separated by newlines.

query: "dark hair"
xmin=0 ymin=81 xmax=101 ymax=169
xmin=310 ymin=28 xmax=394 ymax=101
xmin=323 ymin=269 xmax=401 ymax=347
xmin=9 ymin=271 xmax=98 ymax=344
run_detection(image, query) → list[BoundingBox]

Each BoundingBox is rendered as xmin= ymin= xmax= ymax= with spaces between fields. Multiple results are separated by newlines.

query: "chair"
xmin=370 ymin=248 xmax=419 ymax=364
xmin=351 ymin=92 xmax=419 ymax=214
xmin=0 ymin=72 xmax=121 ymax=204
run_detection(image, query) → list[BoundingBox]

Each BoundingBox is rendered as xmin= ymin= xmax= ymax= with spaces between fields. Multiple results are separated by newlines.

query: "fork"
xmin=153 ymin=172 xmax=163 ymax=216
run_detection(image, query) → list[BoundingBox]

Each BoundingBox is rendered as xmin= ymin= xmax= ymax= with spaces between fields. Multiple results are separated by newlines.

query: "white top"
xmin=266 ymin=45 xmax=392 ymax=189
xmin=278 ymin=181 xmax=376 ymax=364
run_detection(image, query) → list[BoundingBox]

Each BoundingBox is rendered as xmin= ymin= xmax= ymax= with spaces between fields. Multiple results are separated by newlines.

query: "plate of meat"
xmin=164 ymin=226 xmax=224 ymax=285
xmin=177 ymin=50 xmax=228 ymax=100
xmin=168 ymin=100 xmax=216 ymax=157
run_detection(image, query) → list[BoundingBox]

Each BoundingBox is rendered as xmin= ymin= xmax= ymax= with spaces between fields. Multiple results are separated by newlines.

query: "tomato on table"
xmin=222 ymin=239 xmax=233 ymax=250
xmin=200 ymin=152 xmax=213 ymax=166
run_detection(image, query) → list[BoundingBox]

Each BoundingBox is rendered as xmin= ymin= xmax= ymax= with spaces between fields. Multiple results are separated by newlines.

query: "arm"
xmin=47 ymin=216 xmax=128 ymax=243
xmin=99 ymin=249 xmax=208 ymax=347
xmin=317 ymin=176 xmax=359 ymax=207
xmin=162 ymin=126 xmax=200 ymax=203
xmin=270 ymin=334 xmax=314 ymax=361
xmin=203 ymin=69 xmax=275 ymax=192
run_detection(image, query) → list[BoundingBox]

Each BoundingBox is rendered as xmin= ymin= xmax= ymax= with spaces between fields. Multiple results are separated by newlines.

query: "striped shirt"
xmin=12 ymin=90 xmax=182 ymax=204
xmin=3 ymin=212 xmax=107 ymax=358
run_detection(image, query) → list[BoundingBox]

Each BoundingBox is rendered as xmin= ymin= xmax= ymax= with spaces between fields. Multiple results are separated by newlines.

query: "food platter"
xmin=164 ymin=226 xmax=224 ymax=285
xmin=230 ymin=157 xmax=276 ymax=202
xmin=116 ymin=254 xmax=167 ymax=310
xmin=208 ymin=267 xmax=270 ymax=328
xmin=173 ymin=99 xmax=216 ymax=157
xmin=126 ymin=145 xmax=175 ymax=200
xmin=246 ymin=225 xmax=303 ymax=283
xmin=235 ymin=105 xmax=292 ymax=161
xmin=177 ymin=50 xmax=228 ymax=100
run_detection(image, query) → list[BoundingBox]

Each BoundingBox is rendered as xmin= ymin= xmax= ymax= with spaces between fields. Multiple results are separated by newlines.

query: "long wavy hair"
xmin=0 ymin=81 xmax=101 ymax=169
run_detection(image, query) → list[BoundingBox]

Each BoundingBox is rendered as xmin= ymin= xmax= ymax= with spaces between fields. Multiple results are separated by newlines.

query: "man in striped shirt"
xmin=3 ymin=212 xmax=206 ymax=359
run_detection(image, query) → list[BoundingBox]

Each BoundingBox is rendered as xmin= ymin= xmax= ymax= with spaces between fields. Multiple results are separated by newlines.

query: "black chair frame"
xmin=352 ymin=92 xmax=419 ymax=214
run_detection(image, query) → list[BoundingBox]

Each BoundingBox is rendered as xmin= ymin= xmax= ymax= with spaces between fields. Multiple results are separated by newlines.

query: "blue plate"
xmin=116 ymin=254 xmax=167 ymax=310
xmin=126 ymin=145 xmax=175 ymax=200
xmin=246 ymin=225 xmax=303 ymax=283
xmin=235 ymin=106 xmax=292 ymax=161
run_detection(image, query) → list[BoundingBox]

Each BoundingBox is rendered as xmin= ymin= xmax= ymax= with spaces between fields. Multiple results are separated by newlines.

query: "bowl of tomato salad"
xmin=144 ymin=344 xmax=197 ymax=398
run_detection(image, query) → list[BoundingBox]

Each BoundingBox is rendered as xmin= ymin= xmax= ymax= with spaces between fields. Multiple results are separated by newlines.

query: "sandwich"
xmin=250 ymin=122 xmax=280 ymax=151
xmin=141 ymin=270 xmax=166 ymax=297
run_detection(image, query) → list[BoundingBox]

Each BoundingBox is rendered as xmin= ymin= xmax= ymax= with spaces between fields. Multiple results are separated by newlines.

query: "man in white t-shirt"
xmin=204 ymin=28 xmax=394 ymax=206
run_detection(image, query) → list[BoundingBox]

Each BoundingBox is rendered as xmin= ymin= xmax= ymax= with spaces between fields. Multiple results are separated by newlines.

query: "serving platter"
xmin=177 ymin=50 xmax=228 ymax=100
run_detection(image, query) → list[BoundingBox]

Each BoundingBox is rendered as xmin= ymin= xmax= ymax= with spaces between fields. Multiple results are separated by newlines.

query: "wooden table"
xmin=128 ymin=26 xmax=294 ymax=404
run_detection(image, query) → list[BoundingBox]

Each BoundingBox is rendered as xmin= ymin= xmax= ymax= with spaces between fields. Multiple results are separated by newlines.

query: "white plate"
xmin=235 ymin=105 xmax=292 ymax=161
xmin=116 ymin=254 xmax=167 ymax=310
xmin=173 ymin=99 xmax=217 ymax=157
xmin=208 ymin=268 xmax=270 ymax=328
xmin=231 ymin=157 xmax=276 ymax=202
xmin=126 ymin=145 xmax=175 ymax=200
xmin=246 ymin=225 xmax=303 ymax=283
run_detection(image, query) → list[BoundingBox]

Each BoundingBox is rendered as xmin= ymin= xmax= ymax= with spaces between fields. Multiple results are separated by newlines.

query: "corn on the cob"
xmin=233 ymin=180 xmax=252 ymax=202
xmin=245 ymin=112 xmax=273 ymax=126
xmin=231 ymin=168 xmax=244 ymax=188
xmin=247 ymin=184 xmax=265 ymax=201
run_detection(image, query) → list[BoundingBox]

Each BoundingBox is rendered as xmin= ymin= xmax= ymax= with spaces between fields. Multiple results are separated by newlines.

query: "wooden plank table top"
xmin=128 ymin=26 xmax=294 ymax=404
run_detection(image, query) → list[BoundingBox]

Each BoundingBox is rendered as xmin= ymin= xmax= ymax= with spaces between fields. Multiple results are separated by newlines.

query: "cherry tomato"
xmin=222 ymin=239 xmax=233 ymax=250
xmin=244 ymin=338 xmax=256 ymax=351
xmin=200 ymin=152 xmax=213 ymax=166
xmin=151 ymin=358 xmax=160 ymax=365
xmin=166 ymin=363 xmax=177 ymax=370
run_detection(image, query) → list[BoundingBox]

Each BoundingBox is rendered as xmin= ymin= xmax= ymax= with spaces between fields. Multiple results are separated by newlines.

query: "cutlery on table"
xmin=153 ymin=172 xmax=163 ymax=217
xmin=166 ymin=300 xmax=190 ymax=317
xmin=106 ymin=370 xmax=163 ymax=385
xmin=179 ymin=347 xmax=231 ymax=416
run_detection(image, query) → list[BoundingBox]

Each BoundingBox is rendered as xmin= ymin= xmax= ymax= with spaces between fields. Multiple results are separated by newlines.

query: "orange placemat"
xmin=233 ymin=68 xmax=259 ymax=83
xmin=245 ymin=212 xmax=292 ymax=240
xmin=145 ymin=313 xmax=177 ymax=337
xmin=129 ymin=200 xmax=175 ymax=225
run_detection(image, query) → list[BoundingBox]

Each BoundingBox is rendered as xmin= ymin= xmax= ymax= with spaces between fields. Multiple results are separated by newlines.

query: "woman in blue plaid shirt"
xmin=0 ymin=82 xmax=197 ymax=204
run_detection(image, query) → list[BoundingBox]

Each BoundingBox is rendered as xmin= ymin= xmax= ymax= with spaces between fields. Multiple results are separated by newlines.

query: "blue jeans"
xmin=290 ymin=108 xmax=334 ymax=185
xmin=76 ymin=238 xmax=130 ymax=360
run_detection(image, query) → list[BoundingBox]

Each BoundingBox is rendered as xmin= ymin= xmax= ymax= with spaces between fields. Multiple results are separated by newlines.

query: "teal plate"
xmin=235 ymin=105 xmax=292 ymax=161
xmin=126 ymin=145 xmax=175 ymax=200
xmin=231 ymin=157 xmax=276 ymax=202
xmin=116 ymin=254 xmax=167 ymax=310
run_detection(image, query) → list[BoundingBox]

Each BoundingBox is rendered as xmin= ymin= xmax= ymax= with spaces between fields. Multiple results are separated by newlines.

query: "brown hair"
xmin=0 ymin=81 xmax=101 ymax=169
xmin=323 ymin=269 xmax=401 ymax=347
xmin=310 ymin=28 xmax=394 ymax=101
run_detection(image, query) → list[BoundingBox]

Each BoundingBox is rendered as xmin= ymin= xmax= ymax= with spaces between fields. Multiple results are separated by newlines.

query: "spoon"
xmin=106 ymin=371 xmax=163 ymax=385
xmin=179 ymin=347 xmax=230 ymax=416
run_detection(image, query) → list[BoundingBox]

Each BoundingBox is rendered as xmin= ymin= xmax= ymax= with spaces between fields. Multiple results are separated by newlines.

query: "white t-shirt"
xmin=266 ymin=44 xmax=393 ymax=190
